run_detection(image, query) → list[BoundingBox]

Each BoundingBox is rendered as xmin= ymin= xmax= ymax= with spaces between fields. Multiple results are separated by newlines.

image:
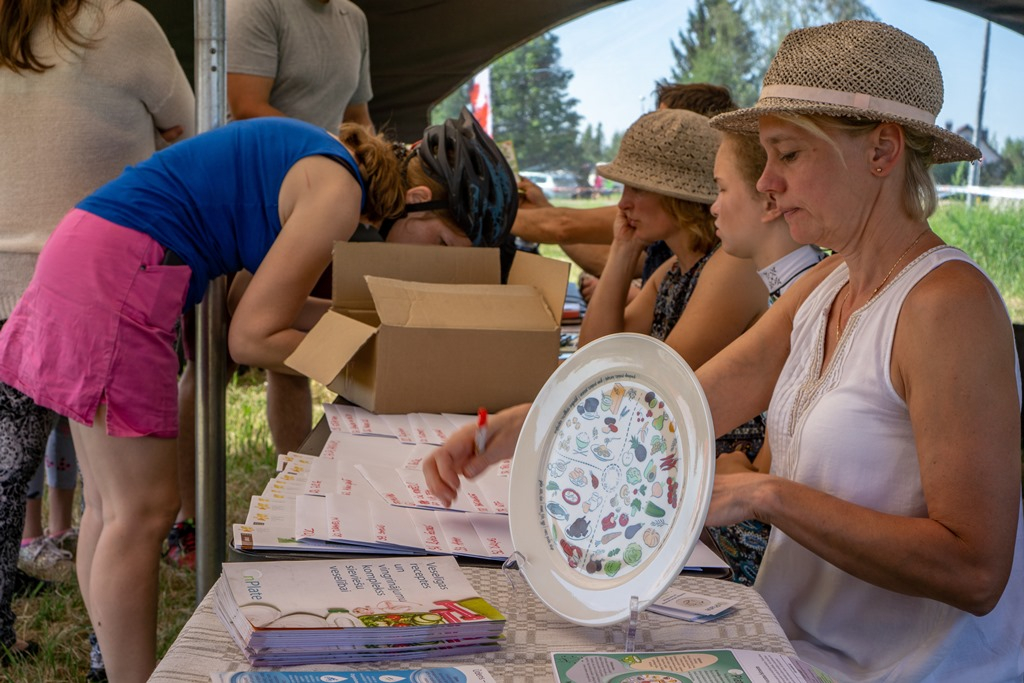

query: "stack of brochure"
xmin=210 ymin=664 xmax=498 ymax=683
xmin=213 ymin=556 xmax=506 ymax=665
xmin=231 ymin=406 xmax=517 ymax=561
xmin=229 ymin=403 xmax=730 ymax=577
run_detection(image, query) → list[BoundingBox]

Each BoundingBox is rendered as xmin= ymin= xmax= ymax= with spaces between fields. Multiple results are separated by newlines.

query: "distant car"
xmin=520 ymin=170 xmax=592 ymax=199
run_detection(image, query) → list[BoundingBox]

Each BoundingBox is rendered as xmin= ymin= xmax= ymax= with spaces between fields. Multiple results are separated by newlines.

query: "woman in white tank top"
xmin=700 ymin=20 xmax=1024 ymax=682
xmin=420 ymin=19 xmax=1024 ymax=683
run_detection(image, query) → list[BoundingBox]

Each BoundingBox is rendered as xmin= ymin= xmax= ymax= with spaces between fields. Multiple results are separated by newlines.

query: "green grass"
xmin=7 ymin=199 xmax=1021 ymax=681
xmin=930 ymin=203 xmax=1024 ymax=322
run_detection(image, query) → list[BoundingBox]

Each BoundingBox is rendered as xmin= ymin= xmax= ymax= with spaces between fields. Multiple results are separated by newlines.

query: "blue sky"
xmin=547 ymin=0 xmax=1024 ymax=149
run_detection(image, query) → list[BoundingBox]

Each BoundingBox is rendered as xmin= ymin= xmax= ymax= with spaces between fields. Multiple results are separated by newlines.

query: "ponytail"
xmin=337 ymin=123 xmax=408 ymax=224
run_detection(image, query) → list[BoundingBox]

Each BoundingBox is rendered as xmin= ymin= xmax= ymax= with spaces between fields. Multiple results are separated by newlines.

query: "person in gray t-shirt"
xmin=224 ymin=0 xmax=374 ymax=463
xmin=227 ymin=0 xmax=373 ymax=132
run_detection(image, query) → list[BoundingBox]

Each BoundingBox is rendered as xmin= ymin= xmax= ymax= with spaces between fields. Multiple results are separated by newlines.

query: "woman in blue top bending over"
xmin=0 ymin=109 xmax=516 ymax=683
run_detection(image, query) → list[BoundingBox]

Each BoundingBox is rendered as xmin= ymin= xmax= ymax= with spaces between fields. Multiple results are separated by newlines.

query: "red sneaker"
xmin=162 ymin=519 xmax=196 ymax=570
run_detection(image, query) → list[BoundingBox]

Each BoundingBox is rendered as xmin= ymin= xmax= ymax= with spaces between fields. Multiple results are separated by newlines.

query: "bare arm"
xmin=696 ymin=256 xmax=831 ymax=440
xmin=577 ymin=210 xmax=652 ymax=346
xmin=228 ymin=156 xmax=361 ymax=372
xmin=342 ymin=102 xmax=374 ymax=132
xmin=423 ymin=403 xmax=531 ymax=507
xmin=561 ymin=243 xmax=611 ymax=276
xmin=227 ymin=73 xmax=287 ymax=120
xmin=513 ymin=204 xmax=618 ymax=244
xmin=715 ymin=440 xmax=772 ymax=475
xmin=561 ymin=243 xmax=646 ymax=279
xmin=228 ymin=270 xmax=332 ymax=332
xmin=705 ymin=260 xmax=1021 ymax=615
xmin=661 ymin=249 xmax=768 ymax=371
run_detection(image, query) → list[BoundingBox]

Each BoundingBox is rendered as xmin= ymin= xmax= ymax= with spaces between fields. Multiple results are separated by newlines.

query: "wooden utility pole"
xmin=967 ymin=20 xmax=991 ymax=208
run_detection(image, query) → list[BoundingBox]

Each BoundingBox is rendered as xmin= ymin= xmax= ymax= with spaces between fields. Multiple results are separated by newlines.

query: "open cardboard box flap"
xmin=507 ymin=249 xmax=569 ymax=320
xmin=366 ymin=276 xmax=558 ymax=330
xmin=287 ymin=242 xmax=570 ymax=413
xmin=332 ymin=243 xmax=498 ymax=311
xmin=285 ymin=308 xmax=377 ymax=387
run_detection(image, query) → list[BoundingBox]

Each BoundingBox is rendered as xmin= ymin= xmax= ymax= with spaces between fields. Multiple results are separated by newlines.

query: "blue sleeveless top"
xmin=77 ymin=117 xmax=364 ymax=308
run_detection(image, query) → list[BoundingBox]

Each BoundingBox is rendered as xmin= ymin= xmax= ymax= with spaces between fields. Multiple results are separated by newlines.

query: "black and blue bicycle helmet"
xmin=409 ymin=107 xmax=518 ymax=247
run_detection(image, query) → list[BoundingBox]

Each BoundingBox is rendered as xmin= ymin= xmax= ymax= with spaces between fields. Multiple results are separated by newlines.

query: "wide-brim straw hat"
xmin=709 ymin=20 xmax=980 ymax=164
xmin=598 ymin=109 xmax=719 ymax=205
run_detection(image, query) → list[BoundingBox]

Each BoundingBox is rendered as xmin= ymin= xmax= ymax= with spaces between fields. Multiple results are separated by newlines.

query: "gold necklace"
xmin=835 ymin=228 xmax=929 ymax=341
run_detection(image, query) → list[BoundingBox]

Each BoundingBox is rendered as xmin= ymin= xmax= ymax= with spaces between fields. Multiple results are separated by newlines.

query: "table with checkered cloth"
xmin=148 ymin=566 xmax=794 ymax=682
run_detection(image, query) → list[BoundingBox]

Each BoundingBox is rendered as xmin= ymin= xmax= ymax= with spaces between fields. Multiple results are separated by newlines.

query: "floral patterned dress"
xmin=651 ymin=249 xmax=769 ymax=586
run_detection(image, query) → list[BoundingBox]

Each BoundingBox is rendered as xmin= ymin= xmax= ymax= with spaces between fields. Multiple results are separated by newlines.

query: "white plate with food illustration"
xmin=509 ymin=333 xmax=715 ymax=625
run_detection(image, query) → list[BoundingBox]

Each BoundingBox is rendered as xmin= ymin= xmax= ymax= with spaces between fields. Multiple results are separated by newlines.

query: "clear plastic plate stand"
xmin=502 ymin=551 xmax=645 ymax=649
xmin=501 ymin=551 xmax=528 ymax=621
xmin=624 ymin=594 xmax=640 ymax=652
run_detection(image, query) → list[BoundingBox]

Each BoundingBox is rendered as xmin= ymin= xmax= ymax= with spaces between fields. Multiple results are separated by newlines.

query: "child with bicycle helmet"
xmin=0 ymin=109 xmax=517 ymax=682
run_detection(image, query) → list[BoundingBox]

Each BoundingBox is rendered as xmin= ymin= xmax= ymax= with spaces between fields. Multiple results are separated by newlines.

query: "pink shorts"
xmin=0 ymin=209 xmax=191 ymax=438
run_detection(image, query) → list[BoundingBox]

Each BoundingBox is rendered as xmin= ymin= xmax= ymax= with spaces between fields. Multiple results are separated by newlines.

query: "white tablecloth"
xmin=149 ymin=566 xmax=793 ymax=682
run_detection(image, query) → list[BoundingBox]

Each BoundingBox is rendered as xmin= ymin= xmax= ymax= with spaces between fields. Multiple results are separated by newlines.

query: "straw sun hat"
xmin=597 ymin=108 xmax=719 ymax=205
xmin=710 ymin=20 xmax=980 ymax=164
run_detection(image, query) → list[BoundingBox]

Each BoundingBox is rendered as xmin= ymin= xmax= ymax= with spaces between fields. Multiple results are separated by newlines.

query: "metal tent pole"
xmin=193 ymin=0 xmax=227 ymax=603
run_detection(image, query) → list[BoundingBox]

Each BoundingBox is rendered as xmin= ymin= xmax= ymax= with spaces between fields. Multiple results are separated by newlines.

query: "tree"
xmin=430 ymin=82 xmax=469 ymax=125
xmin=669 ymin=0 xmax=760 ymax=106
xmin=490 ymin=33 xmax=583 ymax=174
xmin=431 ymin=33 xmax=584 ymax=176
xmin=607 ymin=130 xmax=623 ymax=160
xmin=1001 ymin=137 xmax=1024 ymax=186
xmin=931 ymin=161 xmax=967 ymax=186
xmin=746 ymin=0 xmax=877 ymax=79
xmin=579 ymin=123 xmax=605 ymax=164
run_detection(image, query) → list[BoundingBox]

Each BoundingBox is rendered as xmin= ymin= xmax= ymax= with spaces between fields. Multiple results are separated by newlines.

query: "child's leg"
xmin=44 ymin=416 xmax=78 ymax=536
xmin=19 ymin=454 xmax=74 ymax=584
xmin=70 ymin=407 xmax=179 ymax=683
xmin=21 ymin=462 xmax=44 ymax=540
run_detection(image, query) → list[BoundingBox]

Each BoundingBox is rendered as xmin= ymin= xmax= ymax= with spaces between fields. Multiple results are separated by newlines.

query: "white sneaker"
xmin=18 ymin=536 xmax=74 ymax=583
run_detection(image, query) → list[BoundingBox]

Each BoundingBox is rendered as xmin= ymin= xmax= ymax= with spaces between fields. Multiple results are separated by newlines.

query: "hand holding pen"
xmin=423 ymin=403 xmax=531 ymax=507
xmin=475 ymin=407 xmax=488 ymax=458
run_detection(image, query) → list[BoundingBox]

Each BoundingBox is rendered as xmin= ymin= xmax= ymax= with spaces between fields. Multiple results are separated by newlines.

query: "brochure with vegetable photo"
xmin=551 ymin=649 xmax=835 ymax=683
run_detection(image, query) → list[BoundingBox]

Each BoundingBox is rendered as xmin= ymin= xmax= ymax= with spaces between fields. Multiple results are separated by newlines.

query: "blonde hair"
xmin=721 ymin=132 xmax=768 ymax=191
xmin=337 ymin=123 xmax=457 ymax=227
xmin=0 ymin=0 xmax=95 ymax=72
xmin=660 ymin=195 xmax=718 ymax=254
xmin=776 ymin=113 xmax=937 ymax=221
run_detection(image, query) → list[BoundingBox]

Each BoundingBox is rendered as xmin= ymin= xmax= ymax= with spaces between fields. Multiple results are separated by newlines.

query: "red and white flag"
xmin=469 ymin=67 xmax=493 ymax=136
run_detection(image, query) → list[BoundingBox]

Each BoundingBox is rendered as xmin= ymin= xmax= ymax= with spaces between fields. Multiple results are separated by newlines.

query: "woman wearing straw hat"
xmin=698 ymin=20 xmax=1024 ymax=681
xmin=423 ymin=20 xmax=1023 ymax=681
xmin=576 ymin=108 xmax=771 ymax=585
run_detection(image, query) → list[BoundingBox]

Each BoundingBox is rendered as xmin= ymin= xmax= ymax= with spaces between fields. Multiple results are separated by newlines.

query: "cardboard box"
xmin=286 ymin=243 xmax=569 ymax=414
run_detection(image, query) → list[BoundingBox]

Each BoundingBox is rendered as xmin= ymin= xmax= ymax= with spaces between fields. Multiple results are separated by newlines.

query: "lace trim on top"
xmin=783 ymin=246 xmax=947 ymax=441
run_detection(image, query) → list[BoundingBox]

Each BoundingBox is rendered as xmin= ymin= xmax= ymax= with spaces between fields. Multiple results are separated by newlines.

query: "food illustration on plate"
xmin=543 ymin=378 xmax=680 ymax=579
xmin=577 ymin=396 xmax=601 ymax=419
